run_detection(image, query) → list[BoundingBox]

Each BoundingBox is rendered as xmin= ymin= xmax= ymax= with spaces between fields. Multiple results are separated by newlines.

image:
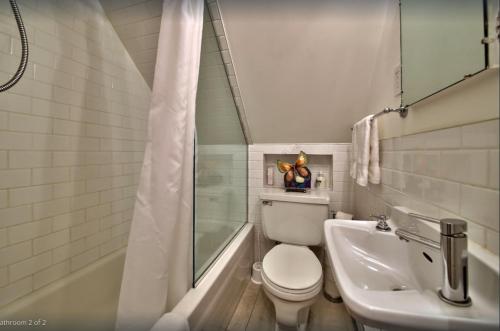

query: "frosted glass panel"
xmin=193 ymin=7 xmax=248 ymax=281
xmin=401 ymin=0 xmax=487 ymax=105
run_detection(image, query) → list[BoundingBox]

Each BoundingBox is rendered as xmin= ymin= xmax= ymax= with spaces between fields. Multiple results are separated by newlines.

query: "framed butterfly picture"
xmin=276 ymin=151 xmax=311 ymax=192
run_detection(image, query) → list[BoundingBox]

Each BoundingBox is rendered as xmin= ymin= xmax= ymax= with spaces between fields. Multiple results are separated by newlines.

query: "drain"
xmin=391 ymin=285 xmax=408 ymax=291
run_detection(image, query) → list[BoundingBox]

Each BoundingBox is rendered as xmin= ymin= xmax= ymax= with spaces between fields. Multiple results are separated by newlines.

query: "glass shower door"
xmin=193 ymin=6 xmax=248 ymax=282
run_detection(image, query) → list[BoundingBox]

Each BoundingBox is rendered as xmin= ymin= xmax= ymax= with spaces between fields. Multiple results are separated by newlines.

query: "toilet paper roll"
xmin=335 ymin=211 xmax=353 ymax=220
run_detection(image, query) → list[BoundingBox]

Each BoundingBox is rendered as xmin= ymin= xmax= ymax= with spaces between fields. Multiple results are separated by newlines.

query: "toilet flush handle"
xmin=262 ymin=200 xmax=273 ymax=206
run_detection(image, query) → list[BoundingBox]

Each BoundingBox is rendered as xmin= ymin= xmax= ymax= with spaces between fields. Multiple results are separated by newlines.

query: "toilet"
xmin=260 ymin=190 xmax=329 ymax=331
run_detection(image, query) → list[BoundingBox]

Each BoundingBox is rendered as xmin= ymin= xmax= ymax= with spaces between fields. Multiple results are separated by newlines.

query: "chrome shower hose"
xmin=0 ymin=0 xmax=29 ymax=92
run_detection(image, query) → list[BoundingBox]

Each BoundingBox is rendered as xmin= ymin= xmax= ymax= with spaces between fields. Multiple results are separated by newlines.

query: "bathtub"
xmin=0 ymin=223 xmax=253 ymax=331
xmin=0 ymin=249 xmax=126 ymax=331
xmin=172 ymin=223 xmax=253 ymax=331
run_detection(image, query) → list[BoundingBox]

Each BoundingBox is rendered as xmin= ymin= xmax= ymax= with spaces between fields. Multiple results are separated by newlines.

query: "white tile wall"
xmin=195 ymin=8 xmax=246 ymax=146
xmin=263 ymin=154 xmax=333 ymax=190
xmin=0 ymin=0 xmax=150 ymax=308
xmin=195 ymin=144 xmax=247 ymax=228
xmin=205 ymin=0 xmax=252 ymax=144
xmin=100 ymin=0 xmax=162 ymax=87
xmin=248 ymin=143 xmax=352 ymax=262
xmin=354 ymin=119 xmax=499 ymax=255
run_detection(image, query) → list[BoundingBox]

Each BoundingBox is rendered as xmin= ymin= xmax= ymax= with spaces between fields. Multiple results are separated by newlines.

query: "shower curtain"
xmin=115 ymin=0 xmax=204 ymax=330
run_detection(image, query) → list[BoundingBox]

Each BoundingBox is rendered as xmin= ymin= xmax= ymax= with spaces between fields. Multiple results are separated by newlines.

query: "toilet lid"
xmin=262 ymin=244 xmax=322 ymax=290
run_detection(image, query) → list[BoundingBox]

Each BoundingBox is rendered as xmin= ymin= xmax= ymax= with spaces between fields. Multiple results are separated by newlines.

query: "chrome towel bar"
xmin=407 ymin=212 xmax=440 ymax=224
xmin=351 ymin=106 xmax=408 ymax=130
xmin=371 ymin=106 xmax=408 ymax=121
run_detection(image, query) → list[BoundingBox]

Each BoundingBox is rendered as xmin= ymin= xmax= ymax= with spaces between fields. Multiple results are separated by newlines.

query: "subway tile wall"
xmin=196 ymin=144 xmax=247 ymax=230
xmin=99 ymin=0 xmax=162 ymax=87
xmin=195 ymin=144 xmax=247 ymax=275
xmin=205 ymin=0 xmax=253 ymax=143
xmin=263 ymin=154 xmax=333 ymax=189
xmin=0 ymin=0 xmax=150 ymax=307
xmin=248 ymin=144 xmax=352 ymax=261
xmin=354 ymin=119 xmax=499 ymax=255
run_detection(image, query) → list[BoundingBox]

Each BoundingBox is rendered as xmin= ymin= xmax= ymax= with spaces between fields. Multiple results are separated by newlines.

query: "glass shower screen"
xmin=193 ymin=6 xmax=248 ymax=282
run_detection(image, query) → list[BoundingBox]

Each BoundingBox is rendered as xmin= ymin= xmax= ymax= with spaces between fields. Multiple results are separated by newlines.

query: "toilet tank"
xmin=260 ymin=189 xmax=329 ymax=246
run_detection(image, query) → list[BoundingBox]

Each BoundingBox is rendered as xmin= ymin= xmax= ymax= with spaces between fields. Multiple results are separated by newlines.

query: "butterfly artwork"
xmin=276 ymin=151 xmax=311 ymax=191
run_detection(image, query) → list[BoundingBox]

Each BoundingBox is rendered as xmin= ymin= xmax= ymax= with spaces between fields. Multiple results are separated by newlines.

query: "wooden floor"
xmin=226 ymin=281 xmax=355 ymax=331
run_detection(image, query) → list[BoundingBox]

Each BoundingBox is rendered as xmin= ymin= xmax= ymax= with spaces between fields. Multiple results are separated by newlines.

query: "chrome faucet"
xmin=369 ymin=214 xmax=391 ymax=232
xmin=395 ymin=213 xmax=471 ymax=307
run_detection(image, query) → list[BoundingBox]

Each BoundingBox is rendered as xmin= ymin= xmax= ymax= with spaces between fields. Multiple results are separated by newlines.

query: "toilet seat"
xmin=262 ymin=244 xmax=323 ymax=302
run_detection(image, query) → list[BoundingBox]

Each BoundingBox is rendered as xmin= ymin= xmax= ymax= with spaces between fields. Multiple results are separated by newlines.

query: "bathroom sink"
xmin=324 ymin=219 xmax=499 ymax=331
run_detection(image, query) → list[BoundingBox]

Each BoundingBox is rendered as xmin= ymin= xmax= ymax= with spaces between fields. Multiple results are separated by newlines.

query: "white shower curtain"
xmin=115 ymin=0 xmax=204 ymax=330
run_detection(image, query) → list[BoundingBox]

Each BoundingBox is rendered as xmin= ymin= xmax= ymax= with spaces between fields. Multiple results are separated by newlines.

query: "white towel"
xmin=350 ymin=115 xmax=380 ymax=186
xmin=368 ymin=117 xmax=380 ymax=184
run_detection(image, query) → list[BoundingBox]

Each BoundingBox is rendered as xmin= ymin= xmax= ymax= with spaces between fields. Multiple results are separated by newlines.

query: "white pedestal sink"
xmin=324 ymin=218 xmax=499 ymax=331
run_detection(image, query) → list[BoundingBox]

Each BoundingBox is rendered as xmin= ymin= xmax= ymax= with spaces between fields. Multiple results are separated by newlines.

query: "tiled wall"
xmin=0 ymin=0 xmax=150 ymax=307
xmin=248 ymin=143 xmax=352 ymax=261
xmin=99 ymin=0 xmax=162 ymax=87
xmin=354 ymin=119 xmax=499 ymax=255
xmin=193 ymin=4 xmax=248 ymax=278
xmin=263 ymin=154 xmax=333 ymax=189
xmin=195 ymin=144 xmax=247 ymax=276
xmin=205 ymin=0 xmax=252 ymax=143
xmin=196 ymin=145 xmax=247 ymax=225
xmin=195 ymin=6 xmax=246 ymax=146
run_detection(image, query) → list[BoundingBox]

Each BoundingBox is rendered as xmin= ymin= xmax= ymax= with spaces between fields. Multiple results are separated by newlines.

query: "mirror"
xmin=400 ymin=0 xmax=488 ymax=106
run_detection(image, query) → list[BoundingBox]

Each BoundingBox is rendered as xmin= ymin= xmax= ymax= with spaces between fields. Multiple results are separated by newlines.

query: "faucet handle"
xmin=440 ymin=218 xmax=467 ymax=236
xmin=370 ymin=214 xmax=391 ymax=232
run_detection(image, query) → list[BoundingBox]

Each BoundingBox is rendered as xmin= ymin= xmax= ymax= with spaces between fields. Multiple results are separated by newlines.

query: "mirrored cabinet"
xmin=400 ymin=0 xmax=491 ymax=106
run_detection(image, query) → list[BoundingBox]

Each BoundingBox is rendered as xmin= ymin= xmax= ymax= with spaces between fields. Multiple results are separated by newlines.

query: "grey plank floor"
xmin=227 ymin=282 xmax=355 ymax=331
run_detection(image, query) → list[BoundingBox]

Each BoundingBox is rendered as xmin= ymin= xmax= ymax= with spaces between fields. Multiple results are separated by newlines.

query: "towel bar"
xmin=351 ymin=106 xmax=408 ymax=130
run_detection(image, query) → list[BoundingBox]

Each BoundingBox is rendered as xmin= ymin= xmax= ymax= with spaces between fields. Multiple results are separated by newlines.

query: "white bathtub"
xmin=0 ymin=223 xmax=253 ymax=331
xmin=172 ymin=223 xmax=253 ymax=331
xmin=0 ymin=249 xmax=126 ymax=331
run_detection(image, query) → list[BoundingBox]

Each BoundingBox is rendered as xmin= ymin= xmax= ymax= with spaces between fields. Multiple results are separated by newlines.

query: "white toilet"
xmin=259 ymin=190 xmax=329 ymax=331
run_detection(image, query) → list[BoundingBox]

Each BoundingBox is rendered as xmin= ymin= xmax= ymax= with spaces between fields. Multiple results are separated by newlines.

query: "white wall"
xmin=355 ymin=2 xmax=500 ymax=256
xmin=354 ymin=119 xmax=499 ymax=255
xmin=380 ymin=69 xmax=499 ymax=139
xmin=218 ymin=0 xmax=400 ymax=143
xmin=375 ymin=0 xmax=499 ymax=140
xmin=0 ymin=0 xmax=150 ymax=308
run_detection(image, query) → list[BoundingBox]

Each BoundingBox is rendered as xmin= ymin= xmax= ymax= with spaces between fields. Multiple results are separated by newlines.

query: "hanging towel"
xmin=350 ymin=115 xmax=371 ymax=186
xmin=350 ymin=115 xmax=380 ymax=186
xmin=368 ymin=117 xmax=381 ymax=184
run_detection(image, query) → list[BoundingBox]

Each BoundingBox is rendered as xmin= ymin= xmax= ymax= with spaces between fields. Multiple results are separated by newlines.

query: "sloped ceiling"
xmin=101 ymin=0 xmax=400 ymax=143
xmin=100 ymin=0 xmax=162 ymax=87
xmin=218 ymin=0 xmax=400 ymax=143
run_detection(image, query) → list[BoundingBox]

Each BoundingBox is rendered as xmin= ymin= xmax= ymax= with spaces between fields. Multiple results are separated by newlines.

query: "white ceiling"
xmin=100 ymin=0 xmax=162 ymax=87
xmin=218 ymin=0 xmax=400 ymax=143
xmin=101 ymin=0 xmax=400 ymax=143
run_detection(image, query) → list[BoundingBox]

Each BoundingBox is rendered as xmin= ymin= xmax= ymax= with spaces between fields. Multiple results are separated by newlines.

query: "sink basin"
xmin=324 ymin=219 xmax=499 ymax=331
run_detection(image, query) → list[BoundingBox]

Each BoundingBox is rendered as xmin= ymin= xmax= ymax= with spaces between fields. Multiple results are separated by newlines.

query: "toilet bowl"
xmin=261 ymin=244 xmax=323 ymax=331
xmin=260 ymin=189 xmax=330 ymax=331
